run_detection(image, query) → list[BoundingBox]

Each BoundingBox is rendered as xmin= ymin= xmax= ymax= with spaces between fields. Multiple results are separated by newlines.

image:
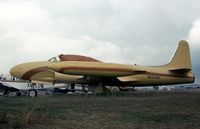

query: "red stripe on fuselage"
xmin=59 ymin=66 xmax=133 ymax=73
xmin=21 ymin=66 xmax=51 ymax=80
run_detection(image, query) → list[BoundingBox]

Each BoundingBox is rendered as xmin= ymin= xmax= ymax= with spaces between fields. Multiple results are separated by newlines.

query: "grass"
xmin=0 ymin=91 xmax=200 ymax=129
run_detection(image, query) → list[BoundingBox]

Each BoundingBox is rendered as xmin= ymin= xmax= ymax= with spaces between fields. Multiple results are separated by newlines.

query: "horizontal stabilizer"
xmin=168 ymin=67 xmax=191 ymax=73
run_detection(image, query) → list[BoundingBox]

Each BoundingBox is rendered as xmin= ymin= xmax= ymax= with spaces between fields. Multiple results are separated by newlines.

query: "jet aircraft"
xmin=10 ymin=40 xmax=195 ymax=94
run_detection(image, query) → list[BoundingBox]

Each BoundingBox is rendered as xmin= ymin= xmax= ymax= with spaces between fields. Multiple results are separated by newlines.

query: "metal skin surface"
xmin=10 ymin=40 xmax=195 ymax=90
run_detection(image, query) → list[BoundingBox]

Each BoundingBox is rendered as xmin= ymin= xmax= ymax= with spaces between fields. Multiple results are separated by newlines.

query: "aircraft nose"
xmin=10 ymin=65 xmax=24 ymax=78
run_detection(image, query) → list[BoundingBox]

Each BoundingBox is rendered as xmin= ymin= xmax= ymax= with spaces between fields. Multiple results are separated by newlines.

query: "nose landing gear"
xmin=29 ymin=89 xmax=37 ymax=97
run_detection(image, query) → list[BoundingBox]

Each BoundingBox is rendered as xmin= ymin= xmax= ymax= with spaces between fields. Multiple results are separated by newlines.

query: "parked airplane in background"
xmin=10 ymin=40 xmax=195 ymax=95
xmin=0 ymin=76 xmax=78 ymax=97
xmin=0 ymin=81 xmax=20 ymax=96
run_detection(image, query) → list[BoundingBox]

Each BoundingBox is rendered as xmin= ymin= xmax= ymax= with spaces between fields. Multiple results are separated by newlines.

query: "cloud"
xmin=0 ymin=0 xmax=157 ymax=73
xmin=0 ymin=0 xmax=200 ymax=83
xmin=187 ymin=19 xmax=200 ymax=83
xmin=0 ymin=0 xmax=50 ymax=33
xmin=188 ymin=19 xmax=200 ymax=47
xmin=0 ymin=0 xmax=127 ymax=73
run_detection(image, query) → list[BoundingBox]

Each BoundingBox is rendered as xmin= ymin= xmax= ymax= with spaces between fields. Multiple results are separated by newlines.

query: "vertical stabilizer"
xmin=166 ymin=40 xmax=192 ymax=69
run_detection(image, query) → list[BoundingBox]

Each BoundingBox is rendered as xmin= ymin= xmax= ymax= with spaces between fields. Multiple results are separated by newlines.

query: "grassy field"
xmin=0 ymin=91 xmax=200 ymax=129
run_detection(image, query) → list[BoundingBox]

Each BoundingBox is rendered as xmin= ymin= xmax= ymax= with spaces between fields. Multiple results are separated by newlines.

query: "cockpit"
xmin=48 ymin=54 xmax=101 ymax=62
xmin=48 ymin=56 xmax=60 ymax=62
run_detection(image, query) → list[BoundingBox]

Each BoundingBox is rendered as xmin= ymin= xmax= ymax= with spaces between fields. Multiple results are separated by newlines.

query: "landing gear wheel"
xmin=29 ymin=89 xmax=37 ymax=97
xmin=111 ymin=87 xmax=120 ymax=95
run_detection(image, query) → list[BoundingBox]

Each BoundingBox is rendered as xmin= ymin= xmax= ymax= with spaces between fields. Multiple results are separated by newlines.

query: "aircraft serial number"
xmin=27 ymin=84 xmax=44 ymax=89
xmin=147 ymin=75 xmax=160 ymax=79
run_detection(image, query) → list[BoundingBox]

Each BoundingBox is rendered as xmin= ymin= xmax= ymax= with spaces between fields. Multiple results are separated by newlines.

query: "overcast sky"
xmin=0 ymin=0 xmax=200 ymax=83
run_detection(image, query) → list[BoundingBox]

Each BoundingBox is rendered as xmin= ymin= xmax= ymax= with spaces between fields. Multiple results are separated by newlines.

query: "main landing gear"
xmin=94 ymin=82 xmax=112 ymax=95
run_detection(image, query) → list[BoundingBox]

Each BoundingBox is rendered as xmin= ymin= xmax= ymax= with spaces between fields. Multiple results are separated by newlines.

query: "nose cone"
xmin=10 ymin=64 xmax=24 ymax=78
xmin=10 ymin=61 xmax=53 ymax=80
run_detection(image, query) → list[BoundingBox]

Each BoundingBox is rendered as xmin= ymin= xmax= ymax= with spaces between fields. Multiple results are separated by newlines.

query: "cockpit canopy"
xmin=48 ymin=57 xmax=60 ymax=62
xmin=48 ymin=54 xmax=101 ymax=62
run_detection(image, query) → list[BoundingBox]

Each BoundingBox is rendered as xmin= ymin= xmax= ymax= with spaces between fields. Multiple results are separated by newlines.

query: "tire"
xmin=29 ymin=89 xmax=37 ymax=97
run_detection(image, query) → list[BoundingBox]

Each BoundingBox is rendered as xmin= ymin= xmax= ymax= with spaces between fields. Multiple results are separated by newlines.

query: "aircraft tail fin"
xmin=166 ymin=40 xmax=192 ymax=70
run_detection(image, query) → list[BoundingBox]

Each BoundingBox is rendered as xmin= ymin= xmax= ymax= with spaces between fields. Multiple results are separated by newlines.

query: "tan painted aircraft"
xmin=10 ymin=40 xmax=195 ymax=93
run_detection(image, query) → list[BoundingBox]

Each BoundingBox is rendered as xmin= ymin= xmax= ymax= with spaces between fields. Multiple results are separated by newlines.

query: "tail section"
xmin=166 ymin=40 xmax=192 ymax=70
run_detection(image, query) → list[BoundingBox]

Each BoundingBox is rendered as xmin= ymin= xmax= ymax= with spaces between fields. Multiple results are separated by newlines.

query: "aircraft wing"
xmin=117 ymin=70 xmax=146 ymax=82
xmin=0 ymin=81 xmax=19 ymax=92
xmin=117 ymin=75 xmax=139 ymax=82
